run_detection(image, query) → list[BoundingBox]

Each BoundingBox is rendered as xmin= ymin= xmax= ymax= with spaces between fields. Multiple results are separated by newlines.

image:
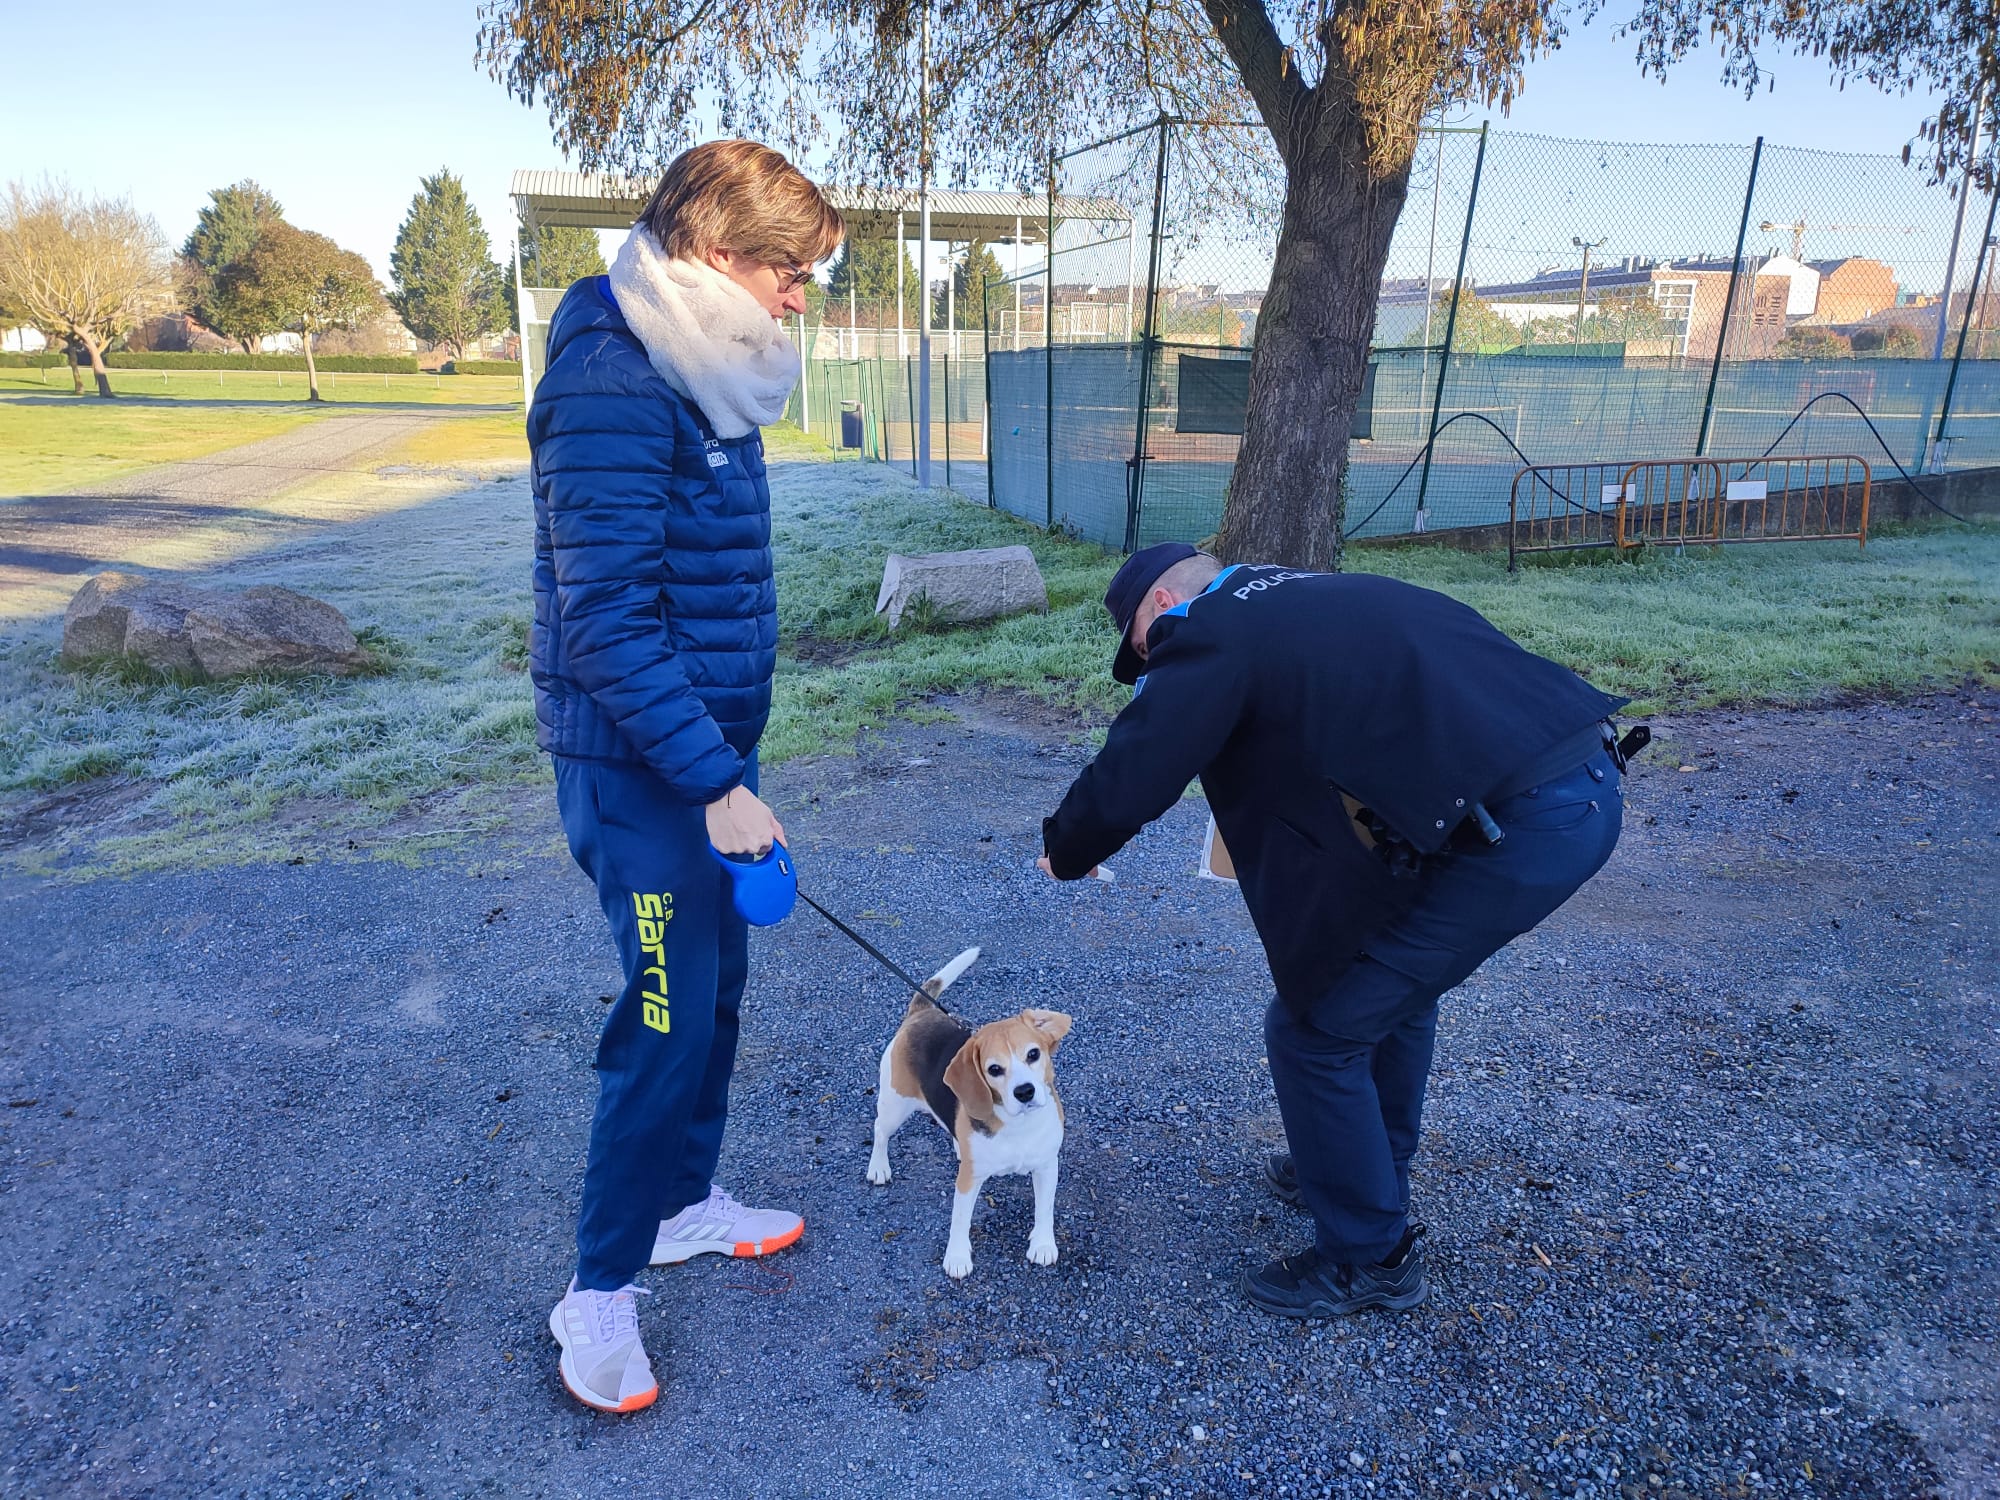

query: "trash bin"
xmin=840 ymin=401 xmax=864 ymax=450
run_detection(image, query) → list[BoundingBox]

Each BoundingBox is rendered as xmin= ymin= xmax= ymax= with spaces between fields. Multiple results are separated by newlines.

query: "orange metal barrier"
xmin=1510 ymin=454 xmax=1870 ymax=568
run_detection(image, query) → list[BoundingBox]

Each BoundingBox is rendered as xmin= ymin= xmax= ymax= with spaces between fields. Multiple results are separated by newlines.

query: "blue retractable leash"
xmin=708 ymin=842 xmax=934 ymax=999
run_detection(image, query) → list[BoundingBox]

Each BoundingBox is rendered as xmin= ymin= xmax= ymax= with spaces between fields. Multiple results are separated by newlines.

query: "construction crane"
xmin=1758 ymin=218 xmax=1922 ymax=260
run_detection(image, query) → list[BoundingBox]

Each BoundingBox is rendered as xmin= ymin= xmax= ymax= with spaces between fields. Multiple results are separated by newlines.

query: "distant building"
xmin=1799 ymin=258 xmax=1899 ymax=324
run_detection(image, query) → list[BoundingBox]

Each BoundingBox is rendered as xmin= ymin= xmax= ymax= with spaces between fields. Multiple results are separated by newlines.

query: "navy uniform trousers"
xmin=1265 ymin=748 xmax=1624 ymax=1265
xmin=553 ymin=754 xmax=755 ymax=1292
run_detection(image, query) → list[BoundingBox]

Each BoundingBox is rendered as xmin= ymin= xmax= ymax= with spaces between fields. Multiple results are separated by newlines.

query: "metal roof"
xmin=509 ymin=170 xmax=1129 ymax=243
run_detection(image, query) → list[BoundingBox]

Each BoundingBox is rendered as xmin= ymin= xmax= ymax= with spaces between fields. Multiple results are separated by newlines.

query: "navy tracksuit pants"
xmin=553 ymin=754 xmax=754 ymax=1292
xmin=1265 ymin=749 xmax=1624 ymax=1265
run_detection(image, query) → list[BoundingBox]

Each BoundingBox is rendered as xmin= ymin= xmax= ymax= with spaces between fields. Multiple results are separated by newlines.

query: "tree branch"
xmin=1198 ymin=0 xmax=1309 ymax=154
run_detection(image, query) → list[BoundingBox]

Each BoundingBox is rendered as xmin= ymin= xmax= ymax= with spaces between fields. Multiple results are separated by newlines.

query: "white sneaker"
xmin=549 ymin=1280 xmax=657 ymax=1413
xmin=650 ymin=1184 xmax=805 ymax=1265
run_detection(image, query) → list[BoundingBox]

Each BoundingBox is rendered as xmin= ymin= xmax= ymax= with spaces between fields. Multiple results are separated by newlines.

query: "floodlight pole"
xmin=1696 ymin=135 xmax=1762 ymax=458
xmin=1933 ymin=86 xmax=1987 ymax=362
xmin=917 ymin=0 xmax=933 ymax=489
xmin=1415 ymin=120 xmax=1487 ymax=526
xmin=1933 ymin=177 xmax=1999 ymax=465
xmin=1572 ymin=236 xmax=1606 ymax=345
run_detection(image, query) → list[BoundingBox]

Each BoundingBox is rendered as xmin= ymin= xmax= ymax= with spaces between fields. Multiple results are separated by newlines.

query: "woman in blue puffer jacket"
xmin=528 ymin=140 xmax=842 ymax=1414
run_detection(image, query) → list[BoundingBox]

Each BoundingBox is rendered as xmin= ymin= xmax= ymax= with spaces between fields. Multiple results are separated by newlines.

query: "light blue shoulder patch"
xmin=1131 ymin=565 xmax=1245 ymax=696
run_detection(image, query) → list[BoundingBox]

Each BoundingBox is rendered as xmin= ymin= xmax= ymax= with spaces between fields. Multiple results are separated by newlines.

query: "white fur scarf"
xmin=607 ymin=225 xmax=801 ymax=438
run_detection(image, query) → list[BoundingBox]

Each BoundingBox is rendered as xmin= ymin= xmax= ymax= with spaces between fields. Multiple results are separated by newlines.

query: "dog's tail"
xmin=908 ymin=946 xmax=981 ymax=1013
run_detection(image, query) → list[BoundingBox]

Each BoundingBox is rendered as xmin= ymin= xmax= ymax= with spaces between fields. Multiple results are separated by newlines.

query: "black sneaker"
xmin=1263 ymin=1152 xmax=1302 ymax=1206
xmin=1241 ymin=1227 xmax=1428 ymax=1318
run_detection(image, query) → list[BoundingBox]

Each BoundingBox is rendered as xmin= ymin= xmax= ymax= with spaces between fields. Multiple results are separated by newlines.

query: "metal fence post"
xmin=1125 ymin=114 xmax=1172 ymax=553
xmin=1932 ymin=177 xmax=1999 ymax=466
xmin=1696 ymin=135 xmax=1763 ymax=457
xmin=982 ymin=278 xmax=996 ymax=507
xmin=1046 ymin=151 xmax=1057 ymax=530
xmin=1415 ymin=121 xmax=1488 ymax=524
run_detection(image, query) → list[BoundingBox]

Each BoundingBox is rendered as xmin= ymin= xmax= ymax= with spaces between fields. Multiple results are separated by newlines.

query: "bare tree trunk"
xmin=63 ymin=339 xmax=84 ymax=395
xmin=79 ymin=334 xmax=115 ymax=399
xmin=303 ymin=330 xmax=322 ymax=401
xmin=1212 ymin=106 xmax=1415 ymax=569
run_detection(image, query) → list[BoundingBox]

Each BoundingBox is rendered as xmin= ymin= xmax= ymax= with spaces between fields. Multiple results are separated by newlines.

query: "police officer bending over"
xmin=1037 ymin=543 xmax=1630 ymax=1318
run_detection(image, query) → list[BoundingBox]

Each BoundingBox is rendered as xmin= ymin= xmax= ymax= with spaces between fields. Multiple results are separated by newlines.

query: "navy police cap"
xmin=1105 ymin=541 xmax=1198 ymax=685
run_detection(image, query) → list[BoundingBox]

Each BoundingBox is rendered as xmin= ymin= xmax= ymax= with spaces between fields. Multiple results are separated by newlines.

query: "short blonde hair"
xmin=640 ymin=140 xmax=844 ymax=268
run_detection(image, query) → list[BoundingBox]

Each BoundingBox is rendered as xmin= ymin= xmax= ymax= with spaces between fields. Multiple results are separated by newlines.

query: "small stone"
xmin=1447 ymin=1450 xmax=1464 ymax=1466
xmin=1189 ymin=1425 xmax=1206 ymax=1442
xmin=1349 ymin=1451 xmax=1367 ymax=1470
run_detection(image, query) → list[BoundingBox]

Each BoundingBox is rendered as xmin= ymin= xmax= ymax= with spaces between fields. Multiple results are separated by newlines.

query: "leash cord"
xmin=795 ymin=889 xmax=935 ymax=1003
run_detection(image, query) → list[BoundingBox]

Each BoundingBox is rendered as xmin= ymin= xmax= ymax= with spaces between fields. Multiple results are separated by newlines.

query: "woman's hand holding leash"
xmin=707 ymin=786 xmax=786 ymax=856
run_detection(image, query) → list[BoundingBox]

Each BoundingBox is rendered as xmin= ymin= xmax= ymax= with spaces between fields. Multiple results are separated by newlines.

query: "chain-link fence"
xmin=966 ymin=117 xmax=2000 ymax=550
xmin=787 ymin=328 xmax=991 ymax=495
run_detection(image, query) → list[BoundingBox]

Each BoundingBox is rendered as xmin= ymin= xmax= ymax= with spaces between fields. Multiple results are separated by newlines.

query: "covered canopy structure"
xmin=508 ymin=170 xmax=1131 ymax=406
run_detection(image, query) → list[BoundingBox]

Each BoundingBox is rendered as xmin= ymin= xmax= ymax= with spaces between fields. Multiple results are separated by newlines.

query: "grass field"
xmin=763 ymin=441 xmax=2000 ymax=758
xmin=1 ymin=419 xmax=1994 ymax=873
xmin=0 ymin=372 xmax=524 ymax=495
xmin=0 ymin=397 xmax=331 ymax=496
xmin=0 ymin=367 xmax=520 ymax=406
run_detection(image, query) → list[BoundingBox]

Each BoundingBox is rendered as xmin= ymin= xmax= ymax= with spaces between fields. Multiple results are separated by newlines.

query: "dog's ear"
xmin=1022 ymin=1009 xmax=1073 ymax=1048
xmin=944 ymin=1035 xmax=1001 ymax=1132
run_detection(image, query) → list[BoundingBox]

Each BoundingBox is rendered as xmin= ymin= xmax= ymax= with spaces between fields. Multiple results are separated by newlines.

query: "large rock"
xmin=62 ymin=572 xmax=370 ymax=680
xmin=874 ymin=545 xmax=1049 ymax=630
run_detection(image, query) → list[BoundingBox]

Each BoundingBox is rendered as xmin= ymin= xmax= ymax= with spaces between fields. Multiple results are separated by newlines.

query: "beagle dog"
xmin=866 ymin=947 xmax=1073 ymax=1278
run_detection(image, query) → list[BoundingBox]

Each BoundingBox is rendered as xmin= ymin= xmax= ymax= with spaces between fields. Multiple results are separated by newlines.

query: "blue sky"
xmin=0 ymin=1 xmax=1950 ymax=283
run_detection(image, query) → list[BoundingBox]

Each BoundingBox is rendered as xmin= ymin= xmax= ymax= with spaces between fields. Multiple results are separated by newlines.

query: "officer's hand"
xmin=707 ymin=787 xmax=786 ymax=856
xmin=1036 ymin=855 xmax=1100 ymax=881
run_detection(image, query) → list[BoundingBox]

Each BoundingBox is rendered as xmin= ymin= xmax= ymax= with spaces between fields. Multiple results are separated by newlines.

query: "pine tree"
xmin=943 ymin=242 xmax=1007 ymax=328
xmin=824 ymin=238 xmax=919 ymax=324
xmin=181 ymin=180 xmax=286 ymax=353
xmin=506 ymin=222 xmax=607 ymax=327
xmin=389 ymin=169 xmax=506 ymax=358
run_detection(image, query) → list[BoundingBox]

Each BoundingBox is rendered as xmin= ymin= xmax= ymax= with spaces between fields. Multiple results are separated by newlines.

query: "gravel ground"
xmin=0 ymin=689 xmax=1993 ymax=1499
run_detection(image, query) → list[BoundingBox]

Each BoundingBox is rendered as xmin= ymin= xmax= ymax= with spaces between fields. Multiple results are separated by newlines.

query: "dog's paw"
xmin=1026 ymin=1235 xmax=1059 ymax=1267
xmin=865 ymin=1155 xmax=892 ymax=1186
xmin=942 ymin=1242 xmax=974 ymax=1279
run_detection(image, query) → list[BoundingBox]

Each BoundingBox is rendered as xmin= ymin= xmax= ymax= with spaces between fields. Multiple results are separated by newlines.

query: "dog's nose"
xmin=1013 ymin=1082 xmax=1036 ymax=1103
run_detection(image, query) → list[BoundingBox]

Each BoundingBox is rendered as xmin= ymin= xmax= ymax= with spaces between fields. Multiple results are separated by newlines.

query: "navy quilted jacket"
xmin=527 ymin=275 xmax=777 ymax=803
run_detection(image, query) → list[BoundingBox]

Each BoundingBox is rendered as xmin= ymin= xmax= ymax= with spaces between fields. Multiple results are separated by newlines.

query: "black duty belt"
xmin=1483 ymin=721 xmax=1613 ymax=807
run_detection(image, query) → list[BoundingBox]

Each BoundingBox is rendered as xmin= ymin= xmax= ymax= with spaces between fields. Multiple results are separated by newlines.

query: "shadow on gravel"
xmin=0 ymin=691 xmax=1993 ymax=1497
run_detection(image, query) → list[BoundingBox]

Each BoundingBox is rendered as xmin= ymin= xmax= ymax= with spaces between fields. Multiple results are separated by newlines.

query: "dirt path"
xmin=0 ymin=691 xmax=1993 ymax=1498
xmin=0 ymin=409 xmax=484 ymax=616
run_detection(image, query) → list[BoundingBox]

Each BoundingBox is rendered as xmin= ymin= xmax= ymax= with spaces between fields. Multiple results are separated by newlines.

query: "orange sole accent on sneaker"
xmin=561 ymin=1370 xmax=658 ymax=1414
xmin=730 ymin=1219 xmax=805 ymax=1258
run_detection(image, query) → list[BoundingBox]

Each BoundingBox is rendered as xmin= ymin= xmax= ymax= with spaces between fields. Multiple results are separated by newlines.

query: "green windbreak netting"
xmin=788 ymin=119 xmax=2000 ymax=551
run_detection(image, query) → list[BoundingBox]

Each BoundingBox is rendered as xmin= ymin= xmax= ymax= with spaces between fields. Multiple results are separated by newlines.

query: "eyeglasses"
xmin=774 ymin=264 xmax=815 ymax=292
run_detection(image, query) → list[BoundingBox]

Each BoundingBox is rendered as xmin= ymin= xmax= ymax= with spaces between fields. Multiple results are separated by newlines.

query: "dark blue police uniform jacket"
xmin=1042 ymin=567 xmax=1626 ymax=1005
